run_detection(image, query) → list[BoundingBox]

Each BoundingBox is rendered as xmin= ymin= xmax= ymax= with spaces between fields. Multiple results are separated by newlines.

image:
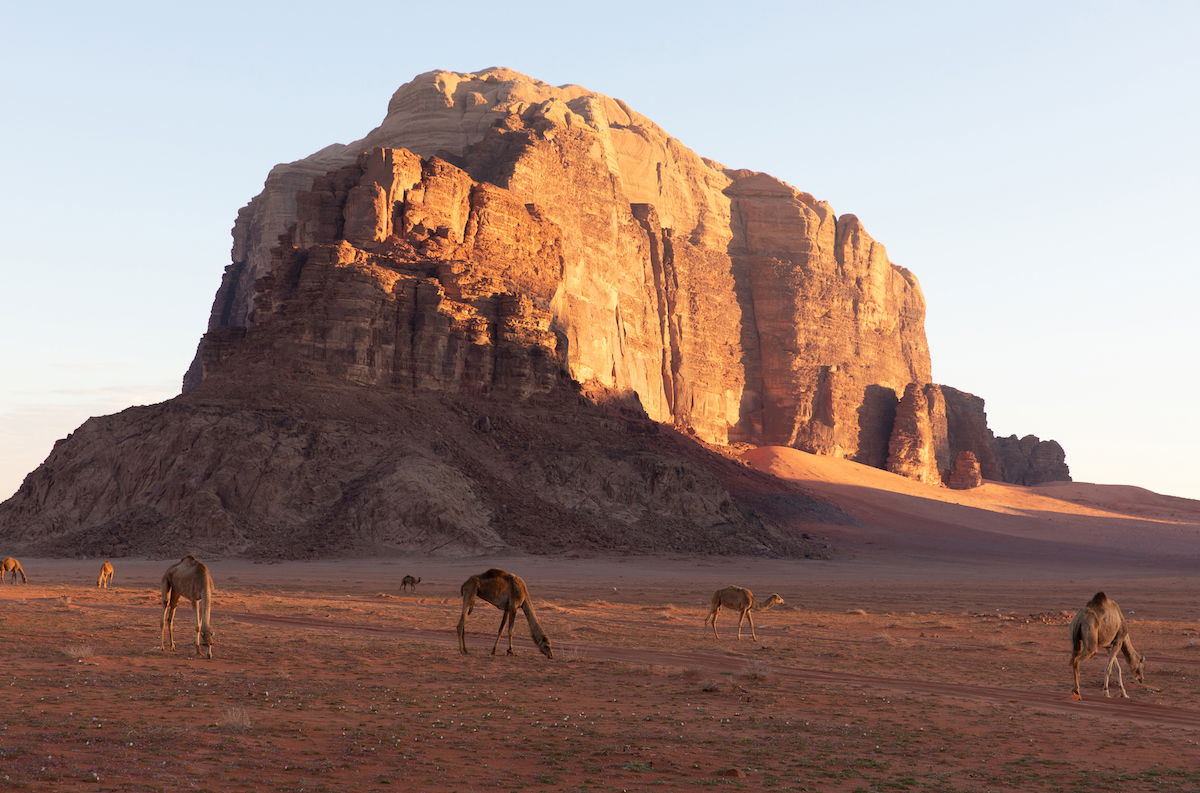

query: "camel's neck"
xmin=521 ymin=601 xmax=548 ymax=643
xmin=199 ymin=586 xmax=213 ymax=631
xmin=1120 ymin=634 xmax=1139 ymax=664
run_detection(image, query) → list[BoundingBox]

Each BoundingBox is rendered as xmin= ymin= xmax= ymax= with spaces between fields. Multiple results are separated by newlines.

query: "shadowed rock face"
xmin=2 ymin=68 xmax=1068 ymax=557
xmin=994 ymin=435 xmax=1071 ymax=485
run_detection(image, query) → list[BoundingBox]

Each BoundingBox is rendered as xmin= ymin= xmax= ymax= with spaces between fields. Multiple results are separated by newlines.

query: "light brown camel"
xmin=705 ymin=585 xmax=784 ymax=641
xmin=160 ymin=555 xmax=215 ymax=659
xmin=1069 ymin=591 xmax=1145 ymax=700
xmin=400 ymin=575 xmax=421 ymax=592
xmin=1 ymin=557 xmax=27 ymax=584
xmin=457 ymin=568 xmax=553 ymax=658
xmin=97 ymin=561 xmax=115 ymax=588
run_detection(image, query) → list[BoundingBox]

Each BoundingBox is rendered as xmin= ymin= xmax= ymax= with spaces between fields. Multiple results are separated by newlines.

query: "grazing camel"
xmin=457 ymin=568 xmax=553 ymax=658
xmin=1070 ymin=591 xmax=1145 ymax=700
xmin=1 ymin=557 xmax=27 ymax=584
xmin=705 ymin=585 xmax=784 ymax=641
xmin=400 ymin=575 xmax=421 ymax=592
xmin=97 ymin=561 xmax=115 ymax=588
xmin=160 ymin=555 xmax=215 ymax=659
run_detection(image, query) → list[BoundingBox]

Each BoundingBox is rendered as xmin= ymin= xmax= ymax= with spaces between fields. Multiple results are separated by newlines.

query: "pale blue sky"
xmin=2 ymin=0 xmax=1197 ymax=500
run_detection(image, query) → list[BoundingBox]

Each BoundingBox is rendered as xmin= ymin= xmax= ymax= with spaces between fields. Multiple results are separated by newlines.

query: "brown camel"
xmin=1 ymin=557 xmax=27 ymax=584
xmin=1069 ymin=591 xmax=1145 ymax=699
xmin=97 ymin=561 xmax=115 ymax=588
xmin=160 ymin=555 xmax=215 ymax=659
xmin=705 ymin=585 xmax=784 ymax=641
xmin=457 ymin=568 xmax=553 ymax=658
xmin=400 ymin=575 xmax=421 ymax=592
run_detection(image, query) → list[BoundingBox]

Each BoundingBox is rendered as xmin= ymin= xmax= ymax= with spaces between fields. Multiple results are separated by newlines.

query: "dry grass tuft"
xmin=554 ymin=645 xmax=587 ymax=663
xmin=62 ymin=645 xmax=94 ymax=660
xmin=738 ymin=660 xmax=772 ymax=682
xmin=875 ymin=633 xmax=912 ymax=648
xmin=218 ymin=706 xmax=253 ymax=732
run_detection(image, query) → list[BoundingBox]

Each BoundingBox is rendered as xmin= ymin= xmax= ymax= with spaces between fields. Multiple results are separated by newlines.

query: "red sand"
xmin=2 ymin=450 xmax=1199 ymax=791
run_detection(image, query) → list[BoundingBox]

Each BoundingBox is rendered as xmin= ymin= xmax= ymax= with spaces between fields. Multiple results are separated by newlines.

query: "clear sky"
xmin=2 ymin=0 xmax=1197 ymax=501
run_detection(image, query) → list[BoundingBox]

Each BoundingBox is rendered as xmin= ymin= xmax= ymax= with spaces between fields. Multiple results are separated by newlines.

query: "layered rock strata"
xmin=189 ymin=67 xmax=939 ymax=466
xmin=2 ymin=67 xmax=1071 ymax=558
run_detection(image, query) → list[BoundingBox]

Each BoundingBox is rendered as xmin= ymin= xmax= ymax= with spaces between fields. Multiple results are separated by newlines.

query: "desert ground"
xmin=2 ymin=449 xmax=1199 ymax=792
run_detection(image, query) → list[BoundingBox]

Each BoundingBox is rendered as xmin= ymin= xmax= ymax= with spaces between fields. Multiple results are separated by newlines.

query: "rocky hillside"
xmin=0 ymin=68 xmax=1067 ymax=557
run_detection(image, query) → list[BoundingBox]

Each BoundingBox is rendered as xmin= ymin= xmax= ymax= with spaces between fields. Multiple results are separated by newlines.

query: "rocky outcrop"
xmin=0 ymin=382 xmax=831 ymax=558
xmin=187 ymin=68 xmax=931 ymax=467
xmin=940 ymin=386 xmax=1005 ymax=481
xmin=947 ymin=451 xmax=984 ymax=490
xmin=2 ymin=67 xmax=1071 ymax=558
xmin=994 ymin=435 xmax=1071 ymax=485
xmin=886 ymin=383 xmax=942 ymax=485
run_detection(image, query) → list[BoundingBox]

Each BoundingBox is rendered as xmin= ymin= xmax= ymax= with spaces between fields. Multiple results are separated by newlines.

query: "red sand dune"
xmin=741 ymin=445 xmax=1200 ymax=564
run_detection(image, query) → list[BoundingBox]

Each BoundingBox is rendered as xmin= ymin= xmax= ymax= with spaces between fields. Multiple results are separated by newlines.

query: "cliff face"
xmin=2 ymin=68 xmax=1069 ymax=557
xmin=188 ymin=67 xmax=933 ymax=466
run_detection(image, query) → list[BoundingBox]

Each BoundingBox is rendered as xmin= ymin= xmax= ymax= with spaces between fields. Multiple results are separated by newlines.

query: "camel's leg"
xmin=736 ymin=608 xmax=748 ymax=640
xmin=161 ymin=594 xmax=180 ymax=651
xmin=1104 ymin=647 xmax=1129 ymax=698
xmin=706 ymin=605 xmax=721 ymax=639
xmin=457 ymin=591 xmax=475 ymax=655
xmin=505 ymin=608 xmax=518 ymax=655
xmin=748 ymin=609 xmax=758 ymax=642
xmin=491 ymin=608 xmax=512 ymax=655
xmin=1071 ymin=654 xmax=1083 ymax=699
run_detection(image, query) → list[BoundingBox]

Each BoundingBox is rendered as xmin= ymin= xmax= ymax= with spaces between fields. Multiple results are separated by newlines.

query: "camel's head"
xmin=1131 ymin=652 xmax=1146 ymax=683
xmin=537 ymin=634 xmax=554 ymax=659
xmin=763 ymin=593 xmax=785 ymax=609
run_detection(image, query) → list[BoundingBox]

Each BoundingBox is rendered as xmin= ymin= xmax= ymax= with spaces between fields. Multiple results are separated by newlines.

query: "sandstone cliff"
xmin=188 ymin=67 xmax=934 ymax=464
xmin=2 ymin=68 xmax=1068 ymax=557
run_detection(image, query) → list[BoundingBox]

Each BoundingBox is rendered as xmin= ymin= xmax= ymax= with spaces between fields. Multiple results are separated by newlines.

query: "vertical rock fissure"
xmin=660 ymin=229 xmax=685 ymax=425
xmin=631 ymin=204 xmax=676 ymax=417
xmin=726 ymin=196 xmax=767 ymax=441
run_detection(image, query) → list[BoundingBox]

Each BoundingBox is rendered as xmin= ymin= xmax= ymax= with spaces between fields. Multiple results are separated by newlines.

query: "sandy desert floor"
xmin=3 ymin=448 xmax=1199 ymax=791
xmin=2 ymin=551 xmax=1199 ymax=793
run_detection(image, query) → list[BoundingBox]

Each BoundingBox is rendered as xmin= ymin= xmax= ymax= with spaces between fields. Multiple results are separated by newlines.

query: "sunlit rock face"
xmin=948 ymin=451 xmax=984 ymax=490
xmin=186 ymin=67 xmax=946 ymax=464
xmin=2 ymin=68 xmax=1074 ymax=559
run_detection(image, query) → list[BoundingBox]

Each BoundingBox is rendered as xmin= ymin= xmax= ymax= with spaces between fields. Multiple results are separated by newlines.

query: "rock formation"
xmin=994 ymin=435 xmax=1071 ymax=485
xmin=885 ymin=383 xmax=942 ymax=485
xmin=947 ymin=451 xmax=984 ymax=490
xmin=1 ymin=68 xmax=1069 ymax=557
xmin=186 ymin=68 xmax=931 ymax=464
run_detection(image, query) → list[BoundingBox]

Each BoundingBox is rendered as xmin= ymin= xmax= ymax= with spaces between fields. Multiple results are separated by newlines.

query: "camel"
xmin=400 ymin=575 xmax=421 ymax=592
xmin=1 ymin=557 xmax=27 ymax=584
xmin=705 ymin=585 xmax=784 ymax=641
xmin=160 ymin=555 xmax=215 ymax=659
xmin=457 ymin=568 xmax=553 ymax=658
xmin=97 ymin=561 xmax=115 ymax=588
xmin=1069 ymin=591 xmax=1145 ymax=700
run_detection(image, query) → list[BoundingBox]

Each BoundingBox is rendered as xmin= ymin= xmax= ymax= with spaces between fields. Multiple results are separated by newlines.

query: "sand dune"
xmin=741 ymin=446 xmax=1200 ymax=565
